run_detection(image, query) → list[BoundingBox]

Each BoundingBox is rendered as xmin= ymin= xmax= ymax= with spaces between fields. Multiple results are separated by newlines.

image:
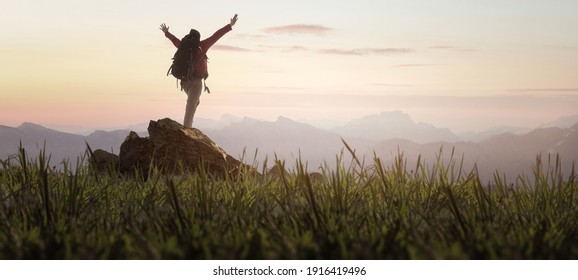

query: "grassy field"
xmin=0 ymin=145 xmax=577 ymax=259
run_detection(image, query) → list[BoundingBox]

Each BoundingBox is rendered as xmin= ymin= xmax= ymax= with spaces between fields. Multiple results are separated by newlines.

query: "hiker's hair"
xmin=188 ymin=28 xmax=208 ymax=61
xmin=188 ymin=29 xmax=201 ymax=43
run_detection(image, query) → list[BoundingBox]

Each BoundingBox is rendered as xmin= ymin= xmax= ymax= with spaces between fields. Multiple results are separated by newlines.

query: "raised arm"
xmin=201 ymin=14 xmax=238 ymax=50
xmin=159 ymin=23 xmax=181 ymax=48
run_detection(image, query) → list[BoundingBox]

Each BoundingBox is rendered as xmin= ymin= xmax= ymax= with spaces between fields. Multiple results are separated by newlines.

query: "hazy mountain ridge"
xmin=0 ymin=123 xmax=86 ymax=165
xmin=0 ymin=123 xmax=144 ymax=167
xmin=1 ymin=113 xmax=576 ymax=181
xmin=540 ymin=114 xmax=578 ymax=129
xmin=204 ymin=116 xmax=346 ymax=168
xmin=369 ymin=123 xmax=578 ymax=182
xmin=331 ymin=111 xmax=460 ymax=143
xmin=458 ymin=126 xmax=533 ymax=142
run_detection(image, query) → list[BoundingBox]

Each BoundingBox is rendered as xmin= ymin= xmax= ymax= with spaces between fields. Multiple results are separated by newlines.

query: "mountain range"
xmin=0 ymin=122 xmax=136 ymax=168
xmin=1 ymin=111 xmax=576 ymax=182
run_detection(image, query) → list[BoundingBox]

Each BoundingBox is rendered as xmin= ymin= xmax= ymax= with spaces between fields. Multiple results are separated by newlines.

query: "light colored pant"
xmin=181 ymin=78 xmax=203 ymax=128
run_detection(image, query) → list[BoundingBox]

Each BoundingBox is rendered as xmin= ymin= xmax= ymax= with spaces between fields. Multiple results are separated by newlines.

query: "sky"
xmin=1 ymin=0 xmax=578 ymax=133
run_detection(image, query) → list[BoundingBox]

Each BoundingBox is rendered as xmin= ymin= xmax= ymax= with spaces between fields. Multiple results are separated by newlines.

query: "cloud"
xmin=254 ymin=44 xmax=311 ymax=53
xmin=258 ymin=44 xmax=414 ymax=56
xmin=371 ymin=83 xmax=413 ymax=87
xmin=318 ymin=49 xmax=360 ymax=56
xmin=233 ymin=33 xmax=267 ymax=40
xmin=508 ymin=88 xmax=578 ymax=93
xmin=263 ymin=24 xmax=334 ymax=35
xmin=212 ymin=45 xmax=255 ymax=52
xmin=430 ymin=45 xmax=454 ymax=49
xmin=319 ymin=48 xmax=415 ymax=56
xmin=429 ymin=45 xmax=477 ymax=52
xmin=285 ymin=45 xmax=311 ymax=52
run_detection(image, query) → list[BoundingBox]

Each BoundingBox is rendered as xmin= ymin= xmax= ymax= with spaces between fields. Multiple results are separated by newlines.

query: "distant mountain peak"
xmin=276 ymin=116 xmax=296 ymax=123
xmin=379 ymin=110 xmax=408 ymax=117
xmin=18 ymin=122 xmax=53 ymax=132
xmin=240 ymin=116 xmax=261 ymax=124
xmin=354 ymin=111 xmax=414 ymax=126
xmin=334 ymin=110 xmax=459 ymax=143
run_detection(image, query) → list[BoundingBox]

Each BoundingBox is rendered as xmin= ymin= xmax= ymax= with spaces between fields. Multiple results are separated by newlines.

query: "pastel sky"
xmin=1 ymin=0 xmax=578 ymax=132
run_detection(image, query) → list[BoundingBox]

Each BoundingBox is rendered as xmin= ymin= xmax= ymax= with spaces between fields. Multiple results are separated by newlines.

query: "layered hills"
xmin=1 ymin=112 xmax=576 ymax=181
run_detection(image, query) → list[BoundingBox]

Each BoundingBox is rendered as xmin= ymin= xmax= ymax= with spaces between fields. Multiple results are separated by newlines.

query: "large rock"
xmin=119 ymin=118 xmax=253 ymax=179
xmin=119 ymin=131 xmax=154 ymax=176
xmin=91 ymin=149 xmax=119 ymax=173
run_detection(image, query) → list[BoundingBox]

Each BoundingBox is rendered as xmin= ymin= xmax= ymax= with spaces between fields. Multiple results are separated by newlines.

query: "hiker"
xmin=160 ymin=14 xmax=238 ymax=128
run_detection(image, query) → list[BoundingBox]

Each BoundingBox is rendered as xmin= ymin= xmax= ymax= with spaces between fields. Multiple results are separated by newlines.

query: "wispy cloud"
xmin=212 ymin=45 xmax=255 ymax=52
xmin=233 ymin=33 xmax=267 ymax=40
xmin=263 ymin=24 xmax=334 ymax=35
xmin=430 ymin=45 xmax=477 ymax=52
xmin=285 ymin=45 xmax=311 ymax=52
xmin=430 ymin=45 xmax=454 ymax=49
xmin=371 ymin=83 xmax=413 ymax=87
xmin=258 ymin=44 xmax=414 ymax=56
xmin=509 ymin=88 xmax=578 ymax=92
xmin=255 ymin=44 xmax=311 ymax=53
xmin=319 ymin=48 xmax=415 ymax=56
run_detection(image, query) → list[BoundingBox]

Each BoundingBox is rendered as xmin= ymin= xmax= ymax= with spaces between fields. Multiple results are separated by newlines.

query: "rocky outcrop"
xmin=119 ymin=131 xmax=154 ymax=176
xmin=118 ymin=118 xmax=254 ymax=179
xmin=91 ymin=149 xmax=119 ymax=173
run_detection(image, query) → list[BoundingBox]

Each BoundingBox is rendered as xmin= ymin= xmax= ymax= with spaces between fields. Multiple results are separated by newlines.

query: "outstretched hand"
xmin=159 ymin=23 xmax=169 ymax=33
xmin=230 ymin=14 xmax=238 ymax=27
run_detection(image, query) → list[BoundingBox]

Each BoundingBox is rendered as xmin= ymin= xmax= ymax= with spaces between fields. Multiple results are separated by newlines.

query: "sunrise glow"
xmin=1 ymin=0 xmax=577 ymax=132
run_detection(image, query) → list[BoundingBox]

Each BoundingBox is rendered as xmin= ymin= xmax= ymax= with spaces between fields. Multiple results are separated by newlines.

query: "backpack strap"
xmin=203 ymin=79 xmax=211 ymax=94
xmin=166 ymin=65 xmax=173 ymax=76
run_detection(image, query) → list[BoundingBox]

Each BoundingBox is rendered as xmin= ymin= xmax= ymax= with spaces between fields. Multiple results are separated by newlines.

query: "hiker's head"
xmin=189 ymin=29 xmax=201 ymax=42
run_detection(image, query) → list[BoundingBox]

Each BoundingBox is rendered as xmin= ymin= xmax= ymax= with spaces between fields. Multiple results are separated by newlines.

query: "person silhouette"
xmin=160 ymin=14 xmax=238 ymax=128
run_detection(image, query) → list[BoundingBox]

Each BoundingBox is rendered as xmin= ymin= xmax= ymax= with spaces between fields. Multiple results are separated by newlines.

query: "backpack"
xmin=166 ymin=34 xmax=199 ymax=81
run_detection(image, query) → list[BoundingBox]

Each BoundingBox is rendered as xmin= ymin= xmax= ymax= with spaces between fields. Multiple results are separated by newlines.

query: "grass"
xmin=0 ymin=144 xmax=577 ymax=259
